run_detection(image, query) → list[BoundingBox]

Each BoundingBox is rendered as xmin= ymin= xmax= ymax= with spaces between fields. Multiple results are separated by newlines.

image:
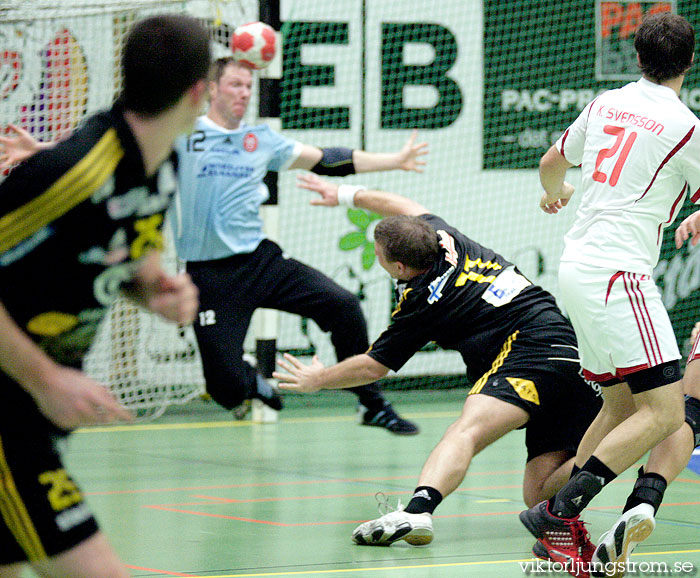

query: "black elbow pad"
xmin=311 ymin=147 xmax=355 ymax=176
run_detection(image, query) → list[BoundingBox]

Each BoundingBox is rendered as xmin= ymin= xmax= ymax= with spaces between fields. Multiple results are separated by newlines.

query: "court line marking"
xmin=83 ymin=471 xmax=525 ymax=496
xmin=128 ymin=548 xmax=700 ymax=578
xmin=74 ymin=412 xmax=459 ymax=434
xmin=142 ymin=499 xmax=700 ymax=527
xmin=126 ymin=564 xmax=199 ymax=577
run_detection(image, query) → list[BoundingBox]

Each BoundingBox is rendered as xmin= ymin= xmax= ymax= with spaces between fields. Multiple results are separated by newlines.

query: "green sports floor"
xmin=57 ymin=390 xmax=700 ymax=577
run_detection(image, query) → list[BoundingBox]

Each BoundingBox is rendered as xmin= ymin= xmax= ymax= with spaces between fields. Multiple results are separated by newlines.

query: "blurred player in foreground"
xmin=0 ymin=15 xmax=208 ymax=578
xmin=273 ymin=174 xmax=601 ymax=546
xmin=172 ymin=57 xmax=426 ymax=433
xmin=519 ymin=13 xmax=700 ymax=577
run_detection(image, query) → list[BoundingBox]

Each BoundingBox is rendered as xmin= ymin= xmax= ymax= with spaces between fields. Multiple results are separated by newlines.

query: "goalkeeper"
xmin=171 ymin=57 xmax=426 ymax=433
xmin=273 ymin=174 xmax=602 ymax=547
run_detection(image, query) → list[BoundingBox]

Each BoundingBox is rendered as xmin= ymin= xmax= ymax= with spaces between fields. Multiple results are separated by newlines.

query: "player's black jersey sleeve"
xmin=367 ymin=214 xmax=565 ymax=378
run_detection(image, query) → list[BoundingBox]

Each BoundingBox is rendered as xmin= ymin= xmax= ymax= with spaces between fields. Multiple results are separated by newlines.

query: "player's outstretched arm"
xmin=353 ymin=130 xmax=428 ymax=173
xmin=0 ymin=301 xmax=133 ymax=429
xmin=675 ymin=210 xmax=700 ymax=249
xmin=539 ymin=145 xmax=575 ymax=214
xmin=121 ymin=251 xmax=199 ymax=324
xmin=273 ymin=352 xmax=389 ymax=393
xmin=288 ymin=130 xmax=428 ymax=174
xmin=297 ymin=173 xmax=428 ymax=217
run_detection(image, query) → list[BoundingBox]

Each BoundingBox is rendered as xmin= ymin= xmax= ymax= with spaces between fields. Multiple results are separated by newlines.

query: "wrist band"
xmin=337 ymin=184 xmax=367 ymax=208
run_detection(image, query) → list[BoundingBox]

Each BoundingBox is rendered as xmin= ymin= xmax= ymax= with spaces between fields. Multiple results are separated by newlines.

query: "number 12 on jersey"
xmin=592 ymin=125 xmax=637 ymax=187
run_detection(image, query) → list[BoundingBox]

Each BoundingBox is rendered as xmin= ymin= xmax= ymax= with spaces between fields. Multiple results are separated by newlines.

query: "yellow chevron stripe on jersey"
xmin=455 ymin=254 xmax=502 ymax=287
xmin=0 ymin=129 xmax=123 ymax=254
xmin=455 ymin=270 xmax=498 ymax=287
xmin=465 ymin=256 xmax=502 ymax=272
xmin=391 ymin=287 xmax=413 ymax=318
xmin=0 ymin=435 xmax=47 ymax=561
xmin=469 ymin=330 xmax=519 ymax=395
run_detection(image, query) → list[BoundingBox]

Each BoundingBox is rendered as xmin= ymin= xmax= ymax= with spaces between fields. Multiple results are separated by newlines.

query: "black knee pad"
xmin=685 ymin=395 xmax=700 ymax=448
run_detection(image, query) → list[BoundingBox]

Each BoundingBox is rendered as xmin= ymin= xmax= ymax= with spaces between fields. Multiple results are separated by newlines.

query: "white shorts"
xmin=559 ymin=261 xmax=680 ymax=382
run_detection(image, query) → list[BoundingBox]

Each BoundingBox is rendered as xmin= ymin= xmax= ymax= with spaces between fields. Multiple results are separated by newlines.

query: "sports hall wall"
xmin=1 ymin=0 xmax=700 ymax=399
xmin=275 ymin=0 xmax=700 ymax=383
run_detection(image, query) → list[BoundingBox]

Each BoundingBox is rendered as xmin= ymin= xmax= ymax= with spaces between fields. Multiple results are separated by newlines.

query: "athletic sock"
xmin=550 ymin=456 xmax=616 ymax=518
xmin=570 ymin=463 xmax=581 ymax=479
xmin=623 ymin=466 xmax=667 ymax=515
xmin=404 ymin=486 xmax=443 ymax=515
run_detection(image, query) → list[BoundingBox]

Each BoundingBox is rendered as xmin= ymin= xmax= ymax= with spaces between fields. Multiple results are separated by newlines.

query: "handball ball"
xmin=230 ymin=21 xmax=277 ymax=70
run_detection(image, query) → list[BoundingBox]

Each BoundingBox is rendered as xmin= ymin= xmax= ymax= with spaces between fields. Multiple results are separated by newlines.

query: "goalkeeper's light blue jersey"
xmin=172 ymin=115 xmax=301 ymax=261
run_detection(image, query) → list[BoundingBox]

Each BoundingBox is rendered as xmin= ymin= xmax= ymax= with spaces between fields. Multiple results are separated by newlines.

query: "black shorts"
xmin=468 ymin=325 xmax=602 ymax=462
xmin=0 ymin=379 xmax=98 ymax=564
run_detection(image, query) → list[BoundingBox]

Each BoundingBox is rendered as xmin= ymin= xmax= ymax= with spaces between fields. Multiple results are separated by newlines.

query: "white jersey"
xmin=558 ymin=78 xmax=700 ymax=275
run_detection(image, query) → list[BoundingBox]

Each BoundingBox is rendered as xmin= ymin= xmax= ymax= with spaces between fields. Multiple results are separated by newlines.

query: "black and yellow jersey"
xmin=368 ymin=214 xmax=576 ymax=381
xmin=0 ymin=103 xmax=177 ymax=368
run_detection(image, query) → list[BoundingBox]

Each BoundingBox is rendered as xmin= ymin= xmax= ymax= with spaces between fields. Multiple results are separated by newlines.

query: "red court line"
xmin=142 ymin=486 xmax=700 ymax=530
xmin=125 ymin=563 xmax=199 ymax=577
xmin=147 ymin=486 xmax=524 ymax=508
xmin=675 ymin=478 xmax=700 ymax=484
xmin=83 ymin=470 xmax=526 ymax=496
xmin=170 ymin=485 xmax=523 ymax=505
xmin=145 ymin=499 xmax=700 ymax=528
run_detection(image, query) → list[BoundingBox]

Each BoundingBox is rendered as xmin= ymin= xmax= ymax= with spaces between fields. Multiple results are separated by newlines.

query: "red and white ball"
xmin=230 ymin=21 xmax=277 ymax=70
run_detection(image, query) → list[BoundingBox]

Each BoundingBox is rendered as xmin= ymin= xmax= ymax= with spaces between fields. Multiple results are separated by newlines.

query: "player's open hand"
xmin=130 ymin=251 xmax=199 ymax=324
xmin=273 ymin=353 xmax=325 ymax=393
xmin=675 ymin=210 xmax=700 ymax=249
xmin=297 ymin=173 xmax=339 ymax=206
xmin=0 ymin=124 xmax=42 ymax=170
xmin=148 ymin=272 xmax=199 ymax=324
xmin=396 ymin=130 xmax=428 ymax=172
xmin=33 ymin=365 xmax=133 ymax=430
xmin=540 ymin=182 xmax=574 ymax=214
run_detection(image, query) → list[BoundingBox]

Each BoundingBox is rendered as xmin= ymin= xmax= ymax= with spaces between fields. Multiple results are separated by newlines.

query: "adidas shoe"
xmin=358 ymin=402 xmax=419 ymax=435
xmin=520 ymin=500 xmax=594 ymax=577
xmin=352 ymin=495 xmax=432 ymax=546
xmin=590 ymin=504 xmax=656 ymax=578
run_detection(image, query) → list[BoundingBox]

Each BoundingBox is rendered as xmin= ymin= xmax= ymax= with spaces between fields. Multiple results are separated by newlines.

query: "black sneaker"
xmin=358 ymin=402 xmax=419 ymax=435
xmin=255 ymin=374 xmax=283 ymax=411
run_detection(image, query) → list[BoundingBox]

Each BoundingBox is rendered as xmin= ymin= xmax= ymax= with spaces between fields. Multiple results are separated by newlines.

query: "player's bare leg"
xmin=416 ymin=393 xmax=528 ymax=496
xmin=30 ymin=532 xmax=130 ymax=578
xmin=352 ymin=394 xmax=528 ymax=546
xmin=523 ymin=450 xmax=575 ymax=508
xmin=594 ymin=380 xmax=684 ymax=473
xmin=572 ymin=382 xmax=635 ymax=469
